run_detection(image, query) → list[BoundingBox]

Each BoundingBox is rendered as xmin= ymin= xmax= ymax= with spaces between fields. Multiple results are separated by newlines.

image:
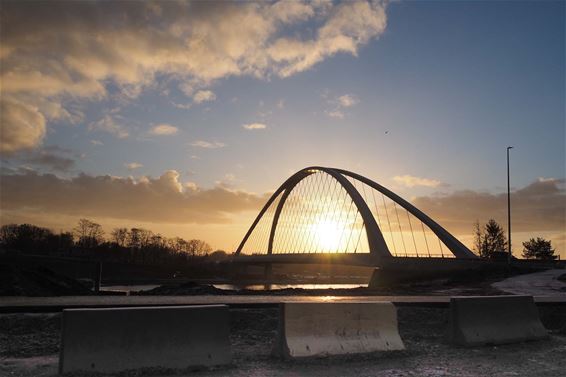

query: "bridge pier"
xmin=264 ymin=263 xmax=273 ymax=280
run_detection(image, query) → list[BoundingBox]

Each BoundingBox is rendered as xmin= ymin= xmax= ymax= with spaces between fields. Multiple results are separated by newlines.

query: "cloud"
xmin=0 ymin=169 xmax=269 ymax=224
xmin=393 ymin=175 xmax=443 ymax=188
xmin=337 ymin=94 xmax=359 ymax=107
xmin=88 ymin=115 xmax=129 ymax=139
xmin=193 ymin=90 xmax=216 ymax=104
xmin=125 ymin=162 xmax=143 ymax=170
xmin=242 ymin=123 xmax=267 ymax=130
xmin=90 ymin=140 xmax=104 ymax=146
xmin=0 ymin=1 xmax=388 ymax=153
xmin=325 ymin=92 xmax=360 ymax=119
xmin=277 ymin=99 xmax=285 ymax=109
xmin=411 ymin=178 xmax=566 ymax=234
xmin=326 ymin=109 xmax=344 ymax=119
xmin=22 ymin=146 xmax=77 ymax=172
xmin=149 ymin=123 xmax=178 ymax=136
xmin=190 ymin=140 xmax=226 ymax=149
xmin=0 ymin=97 xmax=46 ymax=155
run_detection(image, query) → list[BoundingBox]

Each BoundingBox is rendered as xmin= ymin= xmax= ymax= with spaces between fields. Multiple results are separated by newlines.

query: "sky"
xmin=1 ymin=1 xmax=565 ymax=257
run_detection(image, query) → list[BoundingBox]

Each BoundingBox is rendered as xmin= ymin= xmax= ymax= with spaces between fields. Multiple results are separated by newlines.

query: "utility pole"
xmin=507 ymin=146 xmax=513 ymax=264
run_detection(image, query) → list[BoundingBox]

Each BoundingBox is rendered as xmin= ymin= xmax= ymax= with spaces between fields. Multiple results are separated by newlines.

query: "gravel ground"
xmin=1 ymin=306 xmax=565 ymax=377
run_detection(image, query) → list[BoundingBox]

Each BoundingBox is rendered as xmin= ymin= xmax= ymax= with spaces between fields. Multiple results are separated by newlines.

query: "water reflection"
xmin=213 ymin=283 xmax=365 ymax=290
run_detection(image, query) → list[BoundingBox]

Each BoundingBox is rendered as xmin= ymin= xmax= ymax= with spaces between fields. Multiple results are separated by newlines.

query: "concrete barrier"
xmin=447 ymin=295 xmax=548 ymax=346
xmin=273 ymin=302 xmax=405 ymax=358
xmin=59 ymin=305 xmax=231 ymax=374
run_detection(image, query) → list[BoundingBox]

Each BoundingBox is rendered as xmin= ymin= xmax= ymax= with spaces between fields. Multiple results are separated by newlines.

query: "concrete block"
xmin=273 ymin=302 xmax=405 ymax=358
xmin=59 ymin=305 xmax=231 ymax=374
xmin=447 ymin=295 xmax=548 ymax=346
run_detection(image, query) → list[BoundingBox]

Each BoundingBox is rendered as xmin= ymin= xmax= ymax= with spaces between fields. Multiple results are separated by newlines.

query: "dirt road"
xmin=493 ymin=269 xmax=566 ymax=296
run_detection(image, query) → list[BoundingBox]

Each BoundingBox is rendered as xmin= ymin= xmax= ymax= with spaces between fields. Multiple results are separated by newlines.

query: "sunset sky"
xmin=1 ymin=1 xmax=564 ymax=257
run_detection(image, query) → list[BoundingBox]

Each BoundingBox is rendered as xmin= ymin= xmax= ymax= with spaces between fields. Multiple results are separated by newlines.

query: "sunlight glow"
xmin=308 ymin=217 xmax=344 ymax=252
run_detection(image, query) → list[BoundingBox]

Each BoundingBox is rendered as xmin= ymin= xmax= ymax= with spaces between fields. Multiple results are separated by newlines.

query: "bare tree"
xmin=111 ymin=228 xmax=129 ymax=247
xmin=73 ymin=219 xmax=104 ymax=248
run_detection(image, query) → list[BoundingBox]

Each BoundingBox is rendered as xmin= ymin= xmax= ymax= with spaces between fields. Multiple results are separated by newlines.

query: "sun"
xmin=309 ymin=218 xmax=343 ymax=252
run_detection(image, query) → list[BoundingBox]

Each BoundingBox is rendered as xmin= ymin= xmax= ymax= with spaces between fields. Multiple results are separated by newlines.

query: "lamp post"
xmin=507 ymin=146 xmax=513 ymax=264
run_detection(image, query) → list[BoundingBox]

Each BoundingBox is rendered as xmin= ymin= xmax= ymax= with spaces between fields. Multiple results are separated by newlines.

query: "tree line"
xmin=473 ymin=219 xmax=557 ymax=260
xmin=0 ymin=219 xmax=225 ymax=266
xmin=0 ymin=218 xmax=557 ymax=262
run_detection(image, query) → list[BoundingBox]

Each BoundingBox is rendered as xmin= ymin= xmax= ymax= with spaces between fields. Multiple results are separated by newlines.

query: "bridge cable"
xmin=296 ymin=173 xmax=314 ymax=253
xmin=304 ymin=172 xmax=321 ymax=253
xmin=345 ymin=179 xmax=362 ymax=253
xmin=327 ymin=177 xmax=343 ymax=252
xmin=291 ymin=178 xmax=308 ymax=253
xmin=307 ymin=172 xmax=325 ymax=254
xmin=336 ymin=188 xmax=355 ymax=253
xmin=420 ymin=221 xmax=431 ymax=257
xmin=320 ymin=174 xmax=339 ymax=253
xmin=438 ymin=237 xmax=445 ymax=258
xmin=293 ymin=178 xmax=309 ymax=253
xmin=282 ymin=182 xmax=301 ymax=254
xmin=258 ymin=195 xmax=277 ymax=253
xmin=370 ymin=186 xmax=392 ymax=254
xmin=381 ymin=193 xmax=398 ymax=256
xmin=314 ymin=172 xmax=330 ymax=254
xmin=353 ymin=179 xmax=367 ymax=253
xmin=393 ymin=202 xmax=407 ymax=256
xmin=306 ymin=172 xmax=323 ymax=254
xmin=406 ymin=209 xmax=419 ymax=257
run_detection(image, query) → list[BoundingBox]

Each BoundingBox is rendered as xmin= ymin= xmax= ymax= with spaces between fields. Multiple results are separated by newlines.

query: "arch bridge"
xmin=234 ymin=167 xmax=479 ymax=278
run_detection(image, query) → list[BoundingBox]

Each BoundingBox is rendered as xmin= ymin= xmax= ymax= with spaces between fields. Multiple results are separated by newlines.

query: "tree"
xmin=73 ymin=219 xmax=104 ymax=248
xmin=522 ymin=238 xmax=557 ymax=260
xmin=472 ymin=220 xmax=483 ymax=256
xmin=474 ymin=219 xmax=508 ymax=258
xmin=0 ymin=223 xmax=53 ymax=253
xmin=110 ymin=228 xmax=129 ymax=247
xmin=186 ymin=239 xmax=212 ymax=256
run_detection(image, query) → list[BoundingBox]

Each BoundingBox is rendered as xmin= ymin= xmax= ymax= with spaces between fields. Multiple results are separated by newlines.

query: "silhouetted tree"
xmin=73 ymin=219 xmax=104 ymax=248
xmin=0 ymin=223 xmax=51 ymax=253
xmin=110 ymin=227 xmax=129 ymax=247
xmin=474 ymin=219 xmax=507 ymax=258
xmin=522 ymin=238 xmax=557 ymax=260
xmin=472 ymin=220 xmax=483 ymax=256
xmin=186 ymin=239 xmax=212 ymax=256
xmin=1 ymin=221 xmax=214 ymax=266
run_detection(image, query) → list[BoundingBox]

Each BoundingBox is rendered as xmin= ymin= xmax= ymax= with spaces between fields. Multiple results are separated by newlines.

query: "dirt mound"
xmin=138 ymin=281 xmax=229 ymax=295
xmin=0 ymin=263 xmax=92 ymax=296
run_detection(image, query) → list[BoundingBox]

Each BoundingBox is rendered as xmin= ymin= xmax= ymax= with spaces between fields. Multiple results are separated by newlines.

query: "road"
xmin=492 ymin=268 xmax=566 ymax=296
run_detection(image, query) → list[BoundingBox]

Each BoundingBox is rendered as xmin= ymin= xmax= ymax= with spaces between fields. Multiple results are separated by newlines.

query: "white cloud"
xmin=277 ymin=99 xmax=285 ymax=109
xmin=393 ymin=175 xmax=443 ymax=188
xmin=193 ymin=90 xmax=217 ymax=104
xmin=90 ymin=140 xmax=104 ymax=146
xmin=0 ymin=1 xmax=388 ymax=153
xmin=149 ymin=123 xmax=179 ymax=135
xmin=337 ymin=94 xmax=359 ymax=107
xmin=242 ymin=123 xmax=267 ymax=130
xmin=326 ymin=109 xmax=344 ymax=119
xmin=324 ymin=93 xmax=360 ymax=119
xmin=190 ymin=140 xmax=226 ymax=149
xmin=88 ymin=115 xmax=129 ymax=139
xmin=125 ymin=162 xmax=143 ymax=170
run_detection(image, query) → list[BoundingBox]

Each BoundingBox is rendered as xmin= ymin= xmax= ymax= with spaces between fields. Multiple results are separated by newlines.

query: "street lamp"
xmin=507 ymin=146 xmax=513 ymax=264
